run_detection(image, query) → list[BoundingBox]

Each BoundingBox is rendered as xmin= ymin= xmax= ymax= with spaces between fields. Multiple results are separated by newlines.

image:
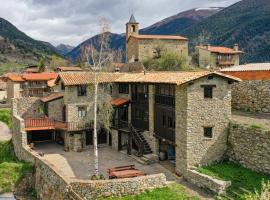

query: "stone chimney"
xmin=233 ymin=44 xmax=239 ymax=51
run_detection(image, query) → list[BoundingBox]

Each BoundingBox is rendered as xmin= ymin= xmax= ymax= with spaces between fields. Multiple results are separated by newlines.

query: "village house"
xmin=196 ymin=44 xmax=243 ymax=69
xmin=6 ymin=72 xmax=57 ymax=103
xmin=126 ymin=15 xmax=188 ymax=64
xmin=19 ymin=71 xmax=240 ymax=176
xmin=55 ymin=66 xmax=83 ymax=72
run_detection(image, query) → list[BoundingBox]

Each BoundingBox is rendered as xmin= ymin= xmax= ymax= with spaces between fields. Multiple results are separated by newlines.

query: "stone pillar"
xmin=111 ymin=129 xmax=119 ymax=151
xmin=147 ymin=85 xmax=159 ymax=155
xmin=64 ymin=132 xmax=70 ymax=151
xmin=72 ymin=134 xmax=83 ymax=152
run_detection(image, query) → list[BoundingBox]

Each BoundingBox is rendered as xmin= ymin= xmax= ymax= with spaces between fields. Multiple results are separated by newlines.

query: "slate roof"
xmin=129 ymin=14 xmax=137 ymax=23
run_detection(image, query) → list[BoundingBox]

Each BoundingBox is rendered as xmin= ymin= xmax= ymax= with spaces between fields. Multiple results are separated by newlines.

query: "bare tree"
xmin=82 ymin=18 xmax=114 ymax=177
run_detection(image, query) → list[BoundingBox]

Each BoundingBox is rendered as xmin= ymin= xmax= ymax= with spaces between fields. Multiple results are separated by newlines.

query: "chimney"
xmin=234 ymin=44 xmax=239 ymax=51
xmin=207 ymin=44 xmax=211 ymax=50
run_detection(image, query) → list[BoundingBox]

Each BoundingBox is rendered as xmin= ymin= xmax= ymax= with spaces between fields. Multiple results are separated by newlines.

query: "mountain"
xmin=140 ymin=7 xmax=223 ymax=35
xmin=56 ymin=44 xmax=74 ymax=56
xmin=66 ymin=32 xmax=125 ymax=63
xmin=66 ymin=7 xmax=222 ymax=63
xmin=180 ymin=0 xmax=270 ymax=63
xmin=0 ymin=17 xmax=60 ymax=73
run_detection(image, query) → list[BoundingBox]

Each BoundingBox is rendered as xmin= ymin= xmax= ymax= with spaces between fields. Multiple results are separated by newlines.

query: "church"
xmin=126 ymin=14 xmax=189 ymax=63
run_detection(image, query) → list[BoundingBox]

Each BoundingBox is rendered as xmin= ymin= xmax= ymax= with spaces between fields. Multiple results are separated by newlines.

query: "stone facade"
xmin=231 ymin=80 xmax=270 ymax=113
xmin=227 ymin=122 xmax=270 ymax=175
xmin=46 ymin=98 xmax=64 ymax=121
xmin=175 ymin=75 xmax=232 ymax=174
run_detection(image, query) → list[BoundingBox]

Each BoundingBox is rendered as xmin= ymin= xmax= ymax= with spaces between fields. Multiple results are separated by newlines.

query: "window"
xmin=119 ymin=84 xmax=129 ymax=94
xmin=204 ymin=127 xmax=213 ymax=138
xmin=61 ymin=83 xmax=65 ymax=90
xmin=131 ymin=25 xmax=136 ymax=32
xmin=168 ymin=116 xmax=175 ymax=129
xmin=78 ymin=107 xmax=86 ymax=118
xmin=201 ymin=85 xmax=216 ymax=99
xmin=77 ymin=85 xmax=87 ymax=96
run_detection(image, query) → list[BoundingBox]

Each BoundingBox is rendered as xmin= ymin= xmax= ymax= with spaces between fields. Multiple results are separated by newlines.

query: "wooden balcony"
xmin=217 ymin=60 xmax=235 ymax=66
xmin=24 ymin=118 xmax=92 ymax=132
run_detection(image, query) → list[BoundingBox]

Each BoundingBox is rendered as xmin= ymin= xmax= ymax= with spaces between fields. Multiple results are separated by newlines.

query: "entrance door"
xmin=85 ymin=130 xmax=93 ymax=145
xmin=98 ymin=128 xmax=107 ymax=144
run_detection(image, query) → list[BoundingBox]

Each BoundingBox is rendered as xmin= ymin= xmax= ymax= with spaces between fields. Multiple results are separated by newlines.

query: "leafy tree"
xmin=143 ymin=50 xmax=187 ymax=71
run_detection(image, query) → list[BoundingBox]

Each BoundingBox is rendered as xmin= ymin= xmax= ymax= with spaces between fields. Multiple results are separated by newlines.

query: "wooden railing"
xmin=24 ymin=118 xmax=92 ymax=131
xmin=25 ymin=118 xmax=55 ymax=129
xmin=155 ymin=95 xmax=175 ymax=107
xmin=217 ymin=60 xmax=234 ymax=66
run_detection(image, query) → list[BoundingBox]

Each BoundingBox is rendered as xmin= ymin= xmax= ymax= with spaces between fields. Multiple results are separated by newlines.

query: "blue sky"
xmin=0 ymin=0 xmax=240 ymax=46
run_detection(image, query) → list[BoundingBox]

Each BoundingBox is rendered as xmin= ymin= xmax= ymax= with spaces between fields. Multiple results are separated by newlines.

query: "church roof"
xmin=129 ymin=14 xmax=137 ymax=23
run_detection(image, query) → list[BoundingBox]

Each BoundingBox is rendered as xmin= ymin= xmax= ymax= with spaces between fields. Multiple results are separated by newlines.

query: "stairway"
xmin=129 ymin=125 xmax=152 ymax=157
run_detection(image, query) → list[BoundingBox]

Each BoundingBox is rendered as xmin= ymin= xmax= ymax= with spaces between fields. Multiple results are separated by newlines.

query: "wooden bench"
xmin=107 ymin=165 xmax=145 ymax=179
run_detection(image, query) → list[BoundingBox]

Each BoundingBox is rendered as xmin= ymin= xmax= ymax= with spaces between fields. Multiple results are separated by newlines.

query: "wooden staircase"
xmin=129 ymin=125 xmax=152 ymax=157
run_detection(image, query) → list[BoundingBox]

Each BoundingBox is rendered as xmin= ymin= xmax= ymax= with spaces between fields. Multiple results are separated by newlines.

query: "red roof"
xmin=111 ymin=98 xmax=130 ymax=107
xmin=129 ymin=34 xmax=188 ymax=41
xmin=21 ymin=73 xmax=58 ymax=81
xmin=197 ymin=46 xmax=243 ymax=54
xmin=7 ymin=75 xmax=25 ymax=82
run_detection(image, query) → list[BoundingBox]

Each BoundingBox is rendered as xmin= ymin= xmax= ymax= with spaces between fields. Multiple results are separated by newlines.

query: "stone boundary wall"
xmin=227 ymin=122 xmax=270 ymax=175
xmin=71 ymin=174 xmax=166 ymax=199
xmin=12 ymin=99 xmax=167 ymax=200
xmin=184 ymin=169 xmax=231 ymax=195
xmin=231 ymin=80 xmax=270 ymax=113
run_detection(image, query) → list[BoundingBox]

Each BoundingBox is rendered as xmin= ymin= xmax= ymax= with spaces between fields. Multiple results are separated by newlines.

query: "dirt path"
xmin=0 ymin=121 xmax=11 ymax=141
xmin=232 ymin=110 xmax=270 ymax=130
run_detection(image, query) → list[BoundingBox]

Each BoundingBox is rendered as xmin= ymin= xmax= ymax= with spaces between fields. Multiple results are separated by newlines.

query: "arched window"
xmin=131 ymin=25 xmax=136 ymax=32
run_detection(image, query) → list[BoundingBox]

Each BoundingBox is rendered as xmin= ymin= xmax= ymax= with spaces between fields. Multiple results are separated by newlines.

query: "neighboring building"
xmin=55 ymin=66 xmax=83 ymax=72
xmin=23 ymin=65 xmax=40 ymax=73
xmin=126 ymin=15 xmax=188 ymax=63
xmin=221 ymin=63 xmax=270 ymax=113
xmin=17 ymin=71 xmax=239 ymax=176
xmin=0 ymin=78 xmax=7 ymax=101
xmin=196 ymin=44 xmax=243 ymax=69
xmin=6 ymin=73 xmax=57 ymax=103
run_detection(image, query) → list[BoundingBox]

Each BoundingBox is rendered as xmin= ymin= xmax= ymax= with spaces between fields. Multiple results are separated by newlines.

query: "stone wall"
xmin=13 ymin=97 xmax=45 ymax=119
xmin=227 ymin=122 xmax=270 ymax=175
xmin=231 ymin=80 xmax=270 ymax=113
xmin=185 ymin=169 xmax=231 ymax=195
xmin=71 ymin=174 xmax=166 ymax=199
xmin=47 ymin=98 xmax=64 ymax=121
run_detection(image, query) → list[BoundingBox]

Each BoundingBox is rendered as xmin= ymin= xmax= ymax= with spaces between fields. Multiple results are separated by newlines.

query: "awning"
xmin=41 ymin=92 xmax=64 ymax=103
xmin=111 ymin=98 xmax=130 ymax=107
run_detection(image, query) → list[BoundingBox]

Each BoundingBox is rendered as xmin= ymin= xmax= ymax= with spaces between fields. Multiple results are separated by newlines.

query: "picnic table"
xmin=107 ymin=165 xmax=145 ymax=179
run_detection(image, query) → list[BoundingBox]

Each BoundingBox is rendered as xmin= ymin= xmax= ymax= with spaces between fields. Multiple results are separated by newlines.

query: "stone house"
xmin=196 ymin=44 xmax=243 ymax=69
xmin=126 ymin=15 xmax=188 ymax=64
xmin=19 ymin=71 xmax=240 ymax=176
xmin=0 ymin=78 xmax=7 ymax=101
xmin=220 ymin=63 xmax=270 ymax=113
xmin=6 ymin=73 xmax=57 ymax=103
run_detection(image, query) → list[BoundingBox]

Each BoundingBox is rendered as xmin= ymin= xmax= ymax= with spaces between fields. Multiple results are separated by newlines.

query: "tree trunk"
xmin=93 ymin=81 xmax=99 ymax=176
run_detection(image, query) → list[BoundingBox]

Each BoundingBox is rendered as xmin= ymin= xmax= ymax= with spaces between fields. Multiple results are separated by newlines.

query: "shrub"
xmin=245 ymin=181 xmax=270 ymax=200
xmin=0 ymin=108 xmax=12 ymax=128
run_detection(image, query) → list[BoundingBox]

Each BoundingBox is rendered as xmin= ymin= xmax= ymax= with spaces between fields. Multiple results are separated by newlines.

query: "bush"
xmin=0 ymin=108 xmax=12 ymax=128
xmin=245 ymin=181 xmax=270 ymax=200
xmin=143 ymin=50 xmax=188 ymax=71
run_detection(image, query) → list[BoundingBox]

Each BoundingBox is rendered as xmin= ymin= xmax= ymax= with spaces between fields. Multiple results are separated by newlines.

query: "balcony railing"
xmin=155 ymin=95 xmax=175 ymax=107
xmin=217 ymin=60 xmax=234 ymax=66
xmin=24 ymin=118 xmax=93 ymax=131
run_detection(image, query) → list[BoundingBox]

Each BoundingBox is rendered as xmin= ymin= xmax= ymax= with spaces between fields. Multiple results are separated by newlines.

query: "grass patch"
xmin=99 ymin=183 xmax=200 ymax=200
xmin=0 ymin=140 xmax=34 ymax=194
xmin=250 ymin=124 xmax=264 ymax=130
xmin=0 ymin=108 xmax=12 ymax=128
xmin=197 ymin=162 xmax=270 ymax=199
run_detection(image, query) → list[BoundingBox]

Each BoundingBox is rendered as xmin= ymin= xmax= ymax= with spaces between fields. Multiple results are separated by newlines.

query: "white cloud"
xmin=0 ymin=0 xmax=240 ymax=46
